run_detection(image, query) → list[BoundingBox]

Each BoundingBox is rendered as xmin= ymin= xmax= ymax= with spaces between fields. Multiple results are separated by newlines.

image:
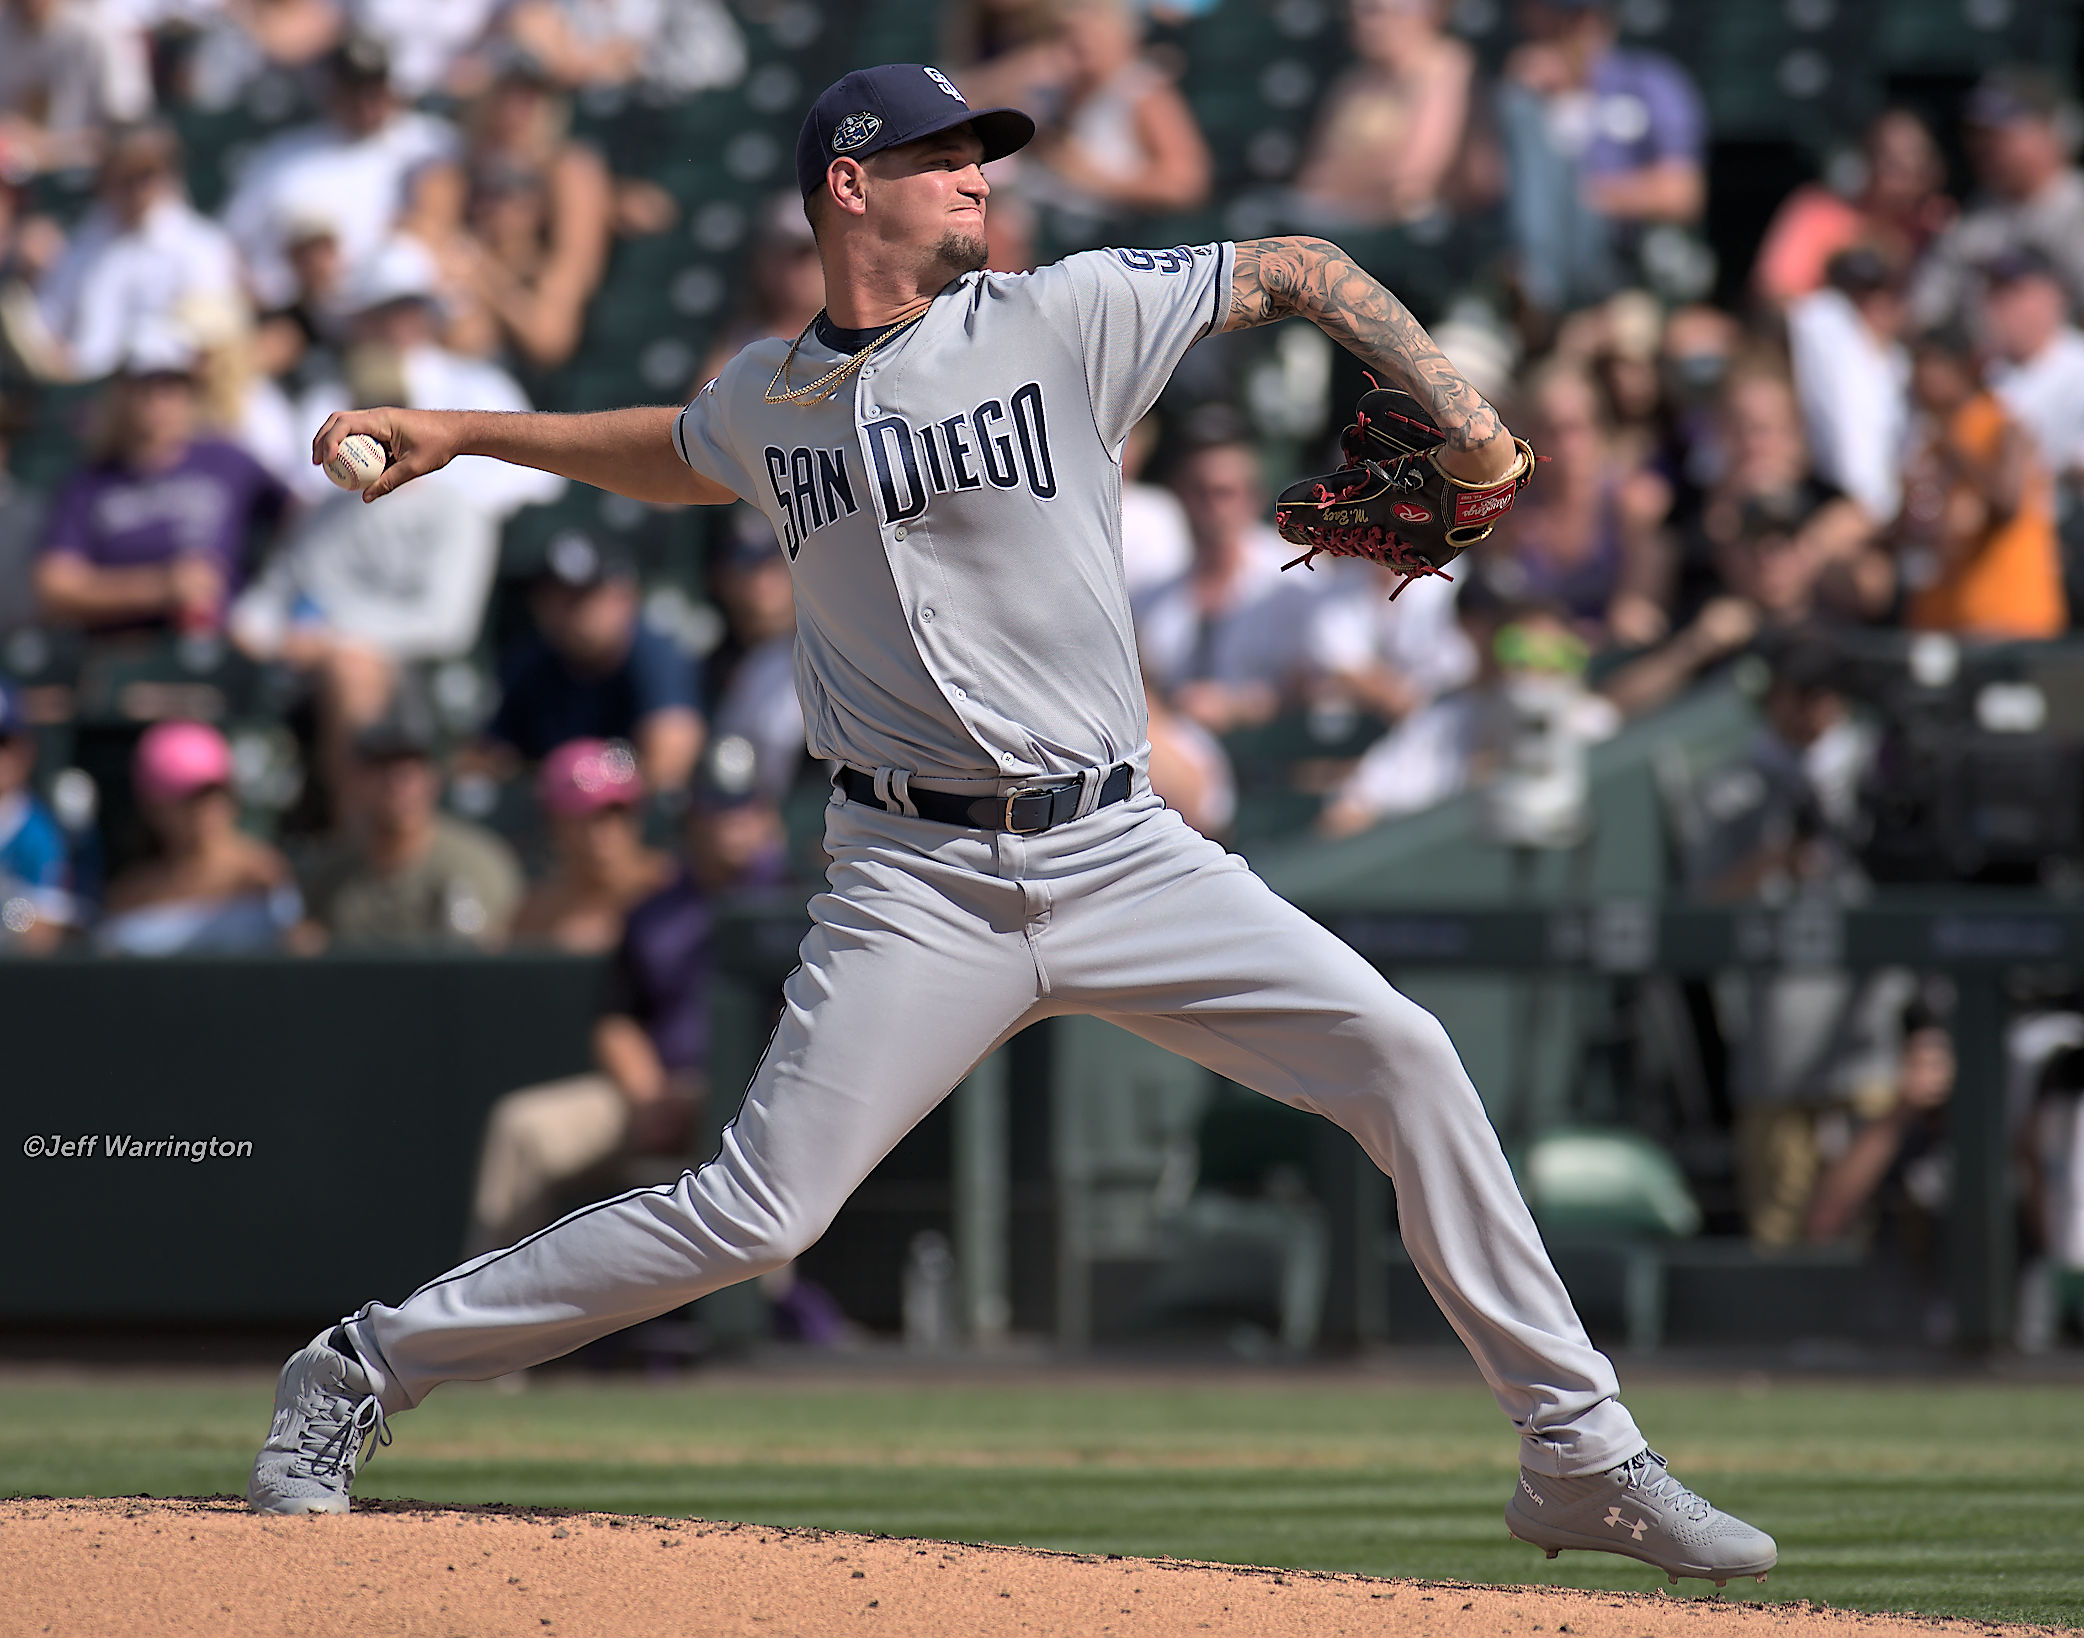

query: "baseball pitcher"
xmin=253 ymin=63 xmax=1774 ymax=1587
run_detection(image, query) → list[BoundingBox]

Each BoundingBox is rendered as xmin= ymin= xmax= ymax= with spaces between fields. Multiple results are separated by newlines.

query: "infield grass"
xmin=3 ymin=1365 xmax=2080 ymax=1626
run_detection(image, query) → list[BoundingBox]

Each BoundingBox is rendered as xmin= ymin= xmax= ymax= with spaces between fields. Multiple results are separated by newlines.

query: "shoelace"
xmin=1621 ymin=1450 xmax=1712 ymax=1521
xmin=296 ymin=1386 xmax=391 ymax=1480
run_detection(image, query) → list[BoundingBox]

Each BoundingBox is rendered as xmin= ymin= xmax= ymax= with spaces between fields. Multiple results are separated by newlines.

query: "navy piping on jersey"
xmin=396 ymin=1182 xmax=683 ymax=1308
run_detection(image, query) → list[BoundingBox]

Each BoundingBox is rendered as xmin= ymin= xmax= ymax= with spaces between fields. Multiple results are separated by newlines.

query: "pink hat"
xmin=134 ymin=720 xmax=232 ymax=803
xmin=537 ymin=738 xmax=642 ymax=818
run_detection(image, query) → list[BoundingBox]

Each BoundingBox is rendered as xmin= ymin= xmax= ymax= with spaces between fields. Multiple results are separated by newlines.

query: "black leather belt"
xmin=837 ymin=763 xmax=1133 ymax=835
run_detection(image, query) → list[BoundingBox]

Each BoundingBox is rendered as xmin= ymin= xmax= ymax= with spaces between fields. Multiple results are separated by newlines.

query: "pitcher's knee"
xmin=1349 ymin=989 xmax=1465 ymax=1078
xmin=743 ymin=1213 xmax=824 ymax=1274
xmin=668 ymin=1167 xmax=831 ymax=1277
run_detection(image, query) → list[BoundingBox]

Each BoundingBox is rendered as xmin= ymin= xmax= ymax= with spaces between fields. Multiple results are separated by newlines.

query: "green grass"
xmin=4 ymin=1369 xmax=2081 ymax=1625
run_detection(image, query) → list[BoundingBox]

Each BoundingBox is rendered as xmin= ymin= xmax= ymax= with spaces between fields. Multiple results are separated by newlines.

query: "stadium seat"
xmin=1521 ymin=1127 xmax=1703 ymax=1352
xmin=1524 ymin=1126 xmax=1704 ymax=1239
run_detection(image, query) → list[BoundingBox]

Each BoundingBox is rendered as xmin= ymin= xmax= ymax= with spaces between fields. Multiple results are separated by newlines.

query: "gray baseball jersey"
xmin=672 ymin=243 xmax=1233 ymax=785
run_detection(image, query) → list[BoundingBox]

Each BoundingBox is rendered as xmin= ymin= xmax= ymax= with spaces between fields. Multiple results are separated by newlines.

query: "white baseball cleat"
xmin=247 ymin=1325 xmax=392 ymax=1514
xmin=1506 ymin=1448 xmax=1777 ymax=1587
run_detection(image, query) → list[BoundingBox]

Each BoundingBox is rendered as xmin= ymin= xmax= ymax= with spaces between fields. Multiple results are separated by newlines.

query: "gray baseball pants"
xmin=346 ymin=786 xmax=1647 ymax=1478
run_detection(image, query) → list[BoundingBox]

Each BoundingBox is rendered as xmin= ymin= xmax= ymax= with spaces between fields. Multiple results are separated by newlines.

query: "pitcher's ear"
xmin=826 ymin=157 xmax=869 ymax=220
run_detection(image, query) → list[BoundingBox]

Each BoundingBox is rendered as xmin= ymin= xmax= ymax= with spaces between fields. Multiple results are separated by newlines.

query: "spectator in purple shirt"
xmin=33 ymin=333 xmax=289 ymax=636
xmin=463 ymin=781 xmax=786 ymax=1258
xmin=1499 ymin=0 xmax=1706 ymax=315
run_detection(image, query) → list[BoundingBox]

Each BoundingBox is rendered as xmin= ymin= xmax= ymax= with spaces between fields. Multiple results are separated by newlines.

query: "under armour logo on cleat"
xmin=1519 ymin=1477 xmax=1544 ymax=1506
xmin=1604 ymin=1506 xmax=1650 ymax=1541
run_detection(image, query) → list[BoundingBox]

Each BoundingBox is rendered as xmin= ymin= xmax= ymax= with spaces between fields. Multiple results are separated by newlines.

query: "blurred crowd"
xmin=0 ymin=0 xmax=2081 ymax=1324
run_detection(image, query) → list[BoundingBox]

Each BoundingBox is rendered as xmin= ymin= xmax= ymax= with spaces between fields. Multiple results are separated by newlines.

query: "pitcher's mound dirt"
xmin=2 ymin=1496 xmax=2060 ymax=1638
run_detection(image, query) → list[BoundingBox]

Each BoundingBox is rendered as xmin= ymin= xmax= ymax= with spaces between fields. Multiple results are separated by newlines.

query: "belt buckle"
xmin=1002 ymin=788 xmax=1048 ymax=835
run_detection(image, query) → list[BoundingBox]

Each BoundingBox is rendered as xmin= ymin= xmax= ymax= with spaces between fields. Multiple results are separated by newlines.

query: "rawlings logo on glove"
xmin=1273 ymin=387 xmax=1536 ymax=599
xmin=1452 ymin=483 xmax=1519 ymax=526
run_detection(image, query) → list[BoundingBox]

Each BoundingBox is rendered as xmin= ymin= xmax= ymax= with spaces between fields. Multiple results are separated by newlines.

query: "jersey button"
xmin=952 ymin=686 xmax=966 ymax=700
xmin=920 ymin=606 xmax=934 ymax=622
xmin=893 ymin=525 xmax=908 ymax=541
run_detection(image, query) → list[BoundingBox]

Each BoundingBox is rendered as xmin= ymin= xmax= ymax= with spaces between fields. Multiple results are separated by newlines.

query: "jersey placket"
xmin=856 ymin=349 xmax=1027 ymax=781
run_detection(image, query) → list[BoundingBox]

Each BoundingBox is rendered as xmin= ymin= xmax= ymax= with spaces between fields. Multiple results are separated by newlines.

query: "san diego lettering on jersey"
xmin=762 ymin=380 xmax=1057 ymax=555
xmin=761 ymin=442 xmax=858 ymax=559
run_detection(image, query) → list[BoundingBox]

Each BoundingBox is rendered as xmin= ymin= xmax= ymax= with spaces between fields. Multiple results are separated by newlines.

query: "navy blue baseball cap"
xmin=795 ymin=63 xmax=1034 ymax=200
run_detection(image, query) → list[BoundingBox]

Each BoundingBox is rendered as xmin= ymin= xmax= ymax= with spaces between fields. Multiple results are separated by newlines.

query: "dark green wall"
xmin=0 ymin=955 xmax=601 ymax=1323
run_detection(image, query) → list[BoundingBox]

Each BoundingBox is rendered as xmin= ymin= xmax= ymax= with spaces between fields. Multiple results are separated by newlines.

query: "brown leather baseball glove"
xmin=1273 ymin=387 xmax=1536 ymax=598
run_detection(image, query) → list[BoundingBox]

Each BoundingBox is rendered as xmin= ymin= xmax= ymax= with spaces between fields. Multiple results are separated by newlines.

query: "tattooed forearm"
xmin=1225 ymin=236 xmax=1506 ymax=462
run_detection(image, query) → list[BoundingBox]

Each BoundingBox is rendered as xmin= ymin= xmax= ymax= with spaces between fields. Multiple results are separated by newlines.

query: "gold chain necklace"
xmin=763 ymin=307 xmax=929 ymax=406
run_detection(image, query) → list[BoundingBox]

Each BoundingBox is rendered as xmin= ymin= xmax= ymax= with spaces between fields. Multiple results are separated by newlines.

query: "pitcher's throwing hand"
xmin=312 ymin=407 xmax=466 ymax=503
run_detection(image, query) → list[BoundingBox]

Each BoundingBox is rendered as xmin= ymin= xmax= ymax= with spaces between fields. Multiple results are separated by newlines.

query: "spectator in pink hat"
xmin=95 ymin=721 xmax=301 ymax=955
xmin=509 ymin=737 xmax=673 ymax=953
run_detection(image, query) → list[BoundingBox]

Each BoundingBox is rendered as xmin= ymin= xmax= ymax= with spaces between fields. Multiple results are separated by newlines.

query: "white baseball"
xmin=324 ymin=433 xmax=388 ymax=491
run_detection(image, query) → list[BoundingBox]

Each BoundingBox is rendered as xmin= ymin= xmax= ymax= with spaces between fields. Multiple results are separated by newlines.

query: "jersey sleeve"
xmin=671 ymin=365 xmax=754 ymax=500
xmin=1044 ymin=243 xmax=1235 ymax=452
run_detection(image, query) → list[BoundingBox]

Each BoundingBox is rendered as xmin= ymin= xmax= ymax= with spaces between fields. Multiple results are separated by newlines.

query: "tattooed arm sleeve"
xmin=1222 ymin=236 xmax=1515 ymax=481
